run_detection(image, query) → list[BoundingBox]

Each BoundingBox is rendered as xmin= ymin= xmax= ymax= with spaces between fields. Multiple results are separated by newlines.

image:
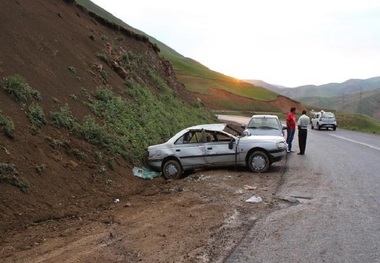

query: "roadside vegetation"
xmin=1 ymin=73 xmax=215 ymax=167
xmin=336 ymin=112 xmax=380 ymax=134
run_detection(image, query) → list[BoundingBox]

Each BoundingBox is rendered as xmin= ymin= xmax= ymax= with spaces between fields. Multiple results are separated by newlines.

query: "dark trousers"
xmin=298 ymin=129 xmax=307 ymax=154
xmin=286 ymin=128 xmax=295 ymax=151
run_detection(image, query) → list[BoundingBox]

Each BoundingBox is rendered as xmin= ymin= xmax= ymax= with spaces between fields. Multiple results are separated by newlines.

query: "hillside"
xmin=0 ymin=1 xmax=301 ymax=262
xmin=0 ymin=0 xmax=218 ymax=239
xmin=75 ymin=0 xmax=304 ymax=114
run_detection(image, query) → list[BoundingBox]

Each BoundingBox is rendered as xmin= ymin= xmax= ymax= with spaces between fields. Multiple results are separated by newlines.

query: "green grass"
xmin=84 ymin=83 xmax=216 ymax=162
xmin=336 ymin=112 xmax=380 ymax=134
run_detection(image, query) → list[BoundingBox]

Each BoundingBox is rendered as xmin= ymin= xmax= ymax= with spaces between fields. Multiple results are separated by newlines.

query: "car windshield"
xmin=247 ymin=118 xmax=280 ymax=130
xmin=322 ymin=112 xmax=335 ymax=118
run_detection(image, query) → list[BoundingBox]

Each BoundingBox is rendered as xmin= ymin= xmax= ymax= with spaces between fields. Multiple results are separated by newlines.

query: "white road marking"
xmin=329 ymin=134 xmax=380 ymax=151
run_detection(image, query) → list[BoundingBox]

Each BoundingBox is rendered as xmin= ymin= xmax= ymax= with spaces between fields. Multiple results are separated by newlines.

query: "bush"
xmin=50 ymin=104 xmax=76 ymax=130
xmin=2 ymin=74 xmax=41 ymax=103
xmin=0 ymin=112 xmax=15 ymax=138
xmin=28 ymin=103 xmax=47 ymax=130
xmin=96 ymin=53 xmax=108 ymax=62
xmin=0 ymin=163 xmax=29 ymax=193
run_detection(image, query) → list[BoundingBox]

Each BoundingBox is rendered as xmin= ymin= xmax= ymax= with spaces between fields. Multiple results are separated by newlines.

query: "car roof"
xmin=250 ymin=115 xmax=279 ymax=118
xmin=187 ymin=123 xmax=227 ymax=131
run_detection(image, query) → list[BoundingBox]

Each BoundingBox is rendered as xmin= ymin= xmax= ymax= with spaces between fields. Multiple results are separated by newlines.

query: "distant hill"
xmin=278 ymin=77 xmax=380 ymax=99
xmin=245 ymin=77 xmax=380 ymax=121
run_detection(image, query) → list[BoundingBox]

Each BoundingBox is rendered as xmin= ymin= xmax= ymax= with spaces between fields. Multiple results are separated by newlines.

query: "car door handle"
xmin=207 ymin=147 xmax=213 ymax=150
xmin=176 ymin=149 xmax=180 ymax=152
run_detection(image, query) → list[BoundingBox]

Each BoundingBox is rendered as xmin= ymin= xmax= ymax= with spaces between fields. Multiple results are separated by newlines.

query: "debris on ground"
xmin=244 ymin=185 xmax=257 ymax=190
xmin=133 ymin=166 xmax=161 ymax=179
xmin=245 ymin=195 xmax=263 ymax=203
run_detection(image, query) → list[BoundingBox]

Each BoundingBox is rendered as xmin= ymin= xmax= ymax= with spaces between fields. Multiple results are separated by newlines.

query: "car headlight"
xmin=276 ymin=141 xmax=287 ymax=149
xmin=148 ymin=149 xmax=162 ymax=159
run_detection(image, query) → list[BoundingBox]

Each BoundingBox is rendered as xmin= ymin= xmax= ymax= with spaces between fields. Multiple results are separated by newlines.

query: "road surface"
xmin=218 ymin=115 xmax=380 ymax=263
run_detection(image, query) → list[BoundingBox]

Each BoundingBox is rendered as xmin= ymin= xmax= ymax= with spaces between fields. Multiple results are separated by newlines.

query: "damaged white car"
xmin=147 ymin=124 xmax=287 ymax=179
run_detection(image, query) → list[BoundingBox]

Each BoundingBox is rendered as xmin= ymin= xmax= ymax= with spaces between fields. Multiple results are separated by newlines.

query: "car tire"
xmin=247 ymin=151 xmax=270 ymax=173
xmin=317 ymin=123 xmax=321 ymax=130
xmin=162 ymin=159 xmax=183 ymax=180
xmin=333 ymin=126 xmax=336 ymax=131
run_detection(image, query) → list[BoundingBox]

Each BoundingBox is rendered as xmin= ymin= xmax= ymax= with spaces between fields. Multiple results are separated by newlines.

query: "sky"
xmin=90 ymin=0 xmax=380 ymax=87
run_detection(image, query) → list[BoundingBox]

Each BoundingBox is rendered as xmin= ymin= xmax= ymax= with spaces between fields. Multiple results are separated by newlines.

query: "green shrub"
xmin=68 ymin=66 xmax=77 ymax=74
xmin=28 ymin=103 xmax=47 ymax=129
xmin=0 ymin=163 xmax=29 ymax=193
xmin=35 ymin=164 xmax=46 ymax=175
xmin=2 ymin=74 xmax=41 ymax=103
xmin=0 ymin=112 xmax=15 ymax=138
xmin=96 ymin=53 xmax=108 ymax=62
xmin=71 ymin=148 xmax=87 ymax=160
xmin=50 ymin=104 xmax=76 ymax=130
xmin=116 ymin=35 xmax=124 ymax=41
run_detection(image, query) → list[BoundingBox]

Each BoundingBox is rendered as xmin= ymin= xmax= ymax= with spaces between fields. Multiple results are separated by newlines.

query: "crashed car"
xmin=147 ymin=123 xmax=287 ymax=179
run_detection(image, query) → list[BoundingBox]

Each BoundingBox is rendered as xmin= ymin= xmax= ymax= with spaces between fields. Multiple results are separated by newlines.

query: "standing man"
xmin=286 ymin=107 xmax=296 ymax=153
xmin=297 ymin=109 xmax=310 ymax=155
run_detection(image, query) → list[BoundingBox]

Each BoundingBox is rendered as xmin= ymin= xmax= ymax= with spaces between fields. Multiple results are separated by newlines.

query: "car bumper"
xmin=269 ymin=148 xmax=287 ymax=162
xmin=147 ymin=159 xmax=163 ymax=172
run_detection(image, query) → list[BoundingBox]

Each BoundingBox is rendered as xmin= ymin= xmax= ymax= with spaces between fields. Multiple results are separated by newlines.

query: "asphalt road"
xmin=219 ymin=115 xmax=380 ymax=263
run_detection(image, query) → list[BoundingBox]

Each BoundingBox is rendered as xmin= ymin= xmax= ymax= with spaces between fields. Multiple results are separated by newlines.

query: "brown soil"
xmin=0 ymin=1 xmax=292 ymax=262
xmin=1 ymin=164 xmax=286 ymax=263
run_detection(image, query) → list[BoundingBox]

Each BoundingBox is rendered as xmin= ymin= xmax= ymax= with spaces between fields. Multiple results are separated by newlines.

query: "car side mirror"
xmin=241 ymin=124 xmax=246 ymax=129
xmin=282 ymin=124 xmax=287 ymax=130
xmin=228 ymin=138 xmax=235 ymax=149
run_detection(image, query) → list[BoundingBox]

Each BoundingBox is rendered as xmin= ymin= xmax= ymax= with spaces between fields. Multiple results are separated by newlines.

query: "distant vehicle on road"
xmin=242 ymin=115 xmax=286 ymax=137
xmin=311 ymin=111 xmax=337 ymax=130
xmin=147 ymin=123 xmax=287 ymax=179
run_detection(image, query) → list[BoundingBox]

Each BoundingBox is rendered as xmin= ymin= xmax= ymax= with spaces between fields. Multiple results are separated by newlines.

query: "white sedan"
xmin=147 ymin=124 xmax=287 ymax=179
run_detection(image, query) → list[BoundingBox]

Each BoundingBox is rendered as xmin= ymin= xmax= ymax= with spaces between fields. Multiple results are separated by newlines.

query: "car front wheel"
xmin=162 ymin=159 xmax=183 ymax=180
xmin=247 ymin=151 xmax=270 ymax=173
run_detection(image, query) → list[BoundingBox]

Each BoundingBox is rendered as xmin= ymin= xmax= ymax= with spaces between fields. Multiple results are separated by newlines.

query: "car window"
xmin=175 ymin=130 xmax=206 ymax=144
xmin=212 ymin=131 xmax=231 ymax=142
xmin=175 ymin=130 xmax=231 ymax=144
xmin=248 ymin=118 xmax=280 ymax=130
xmin=322 ymin=112 xmax=335 ymax=118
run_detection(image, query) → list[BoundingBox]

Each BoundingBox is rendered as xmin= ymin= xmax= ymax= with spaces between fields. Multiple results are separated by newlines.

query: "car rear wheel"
xmin=247 ymin=151 xmax=270 ymax=173
xmin=162 ymin=159 xmax=183 ymax=180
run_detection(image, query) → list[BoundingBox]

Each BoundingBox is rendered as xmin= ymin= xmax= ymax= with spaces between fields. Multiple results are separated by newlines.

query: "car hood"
xmin=245 ymin=128 xmax=283 ymax=136
xmin=240 ymin=134 xmax=285 ymax=142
